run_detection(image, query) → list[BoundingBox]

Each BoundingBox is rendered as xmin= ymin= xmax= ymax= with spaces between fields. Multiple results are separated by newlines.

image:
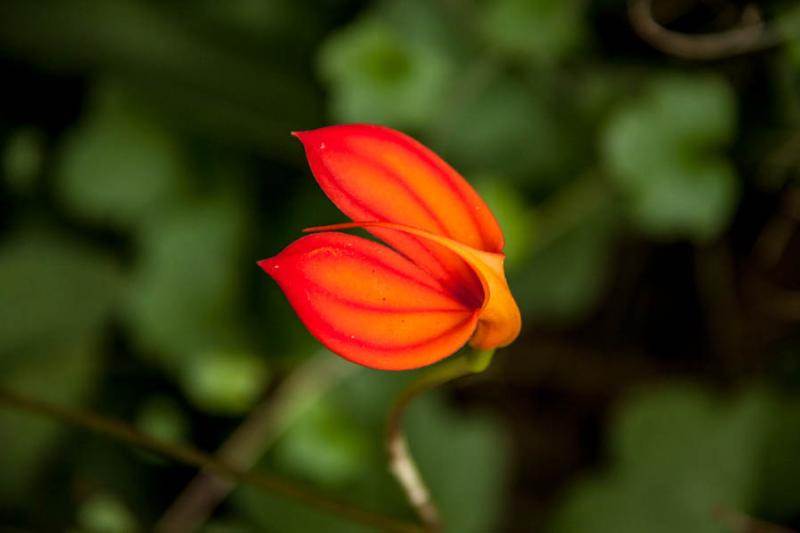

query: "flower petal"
xmin=293 ymin=124 xmax=504 ymax=307
xmin=259 ymin=232 xmax=480 ymax=370
xmin=304 ymin=222 xmax=522 ymax=350
xmin=293 ymin=124 xmax=504 ymax=252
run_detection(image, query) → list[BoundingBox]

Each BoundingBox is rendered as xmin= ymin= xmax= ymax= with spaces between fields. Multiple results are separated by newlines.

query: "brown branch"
xmin=628 ymin=0 xmax=782 ymax=60
xmin=0 ymin=388 xmax=423 ymax=533
xmin=156 ymin=355 xmax=355 ymax=533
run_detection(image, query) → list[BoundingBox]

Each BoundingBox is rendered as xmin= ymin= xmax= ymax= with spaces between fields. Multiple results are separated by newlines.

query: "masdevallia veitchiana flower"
xmin=259 ymin=124 xmax=520 ymax=370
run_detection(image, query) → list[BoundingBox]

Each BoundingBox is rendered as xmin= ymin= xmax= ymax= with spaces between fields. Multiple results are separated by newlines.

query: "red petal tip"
xmin=292 ymin=129 xmax=325 ymax=152
xmin=257 ymin=257 xmax=279 ymax=274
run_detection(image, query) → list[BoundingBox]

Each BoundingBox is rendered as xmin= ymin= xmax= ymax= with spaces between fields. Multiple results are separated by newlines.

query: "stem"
xmin=157 ymin=354 xmax=355 ymax=533
xmin=0 ymin=388 xmax=422 ymax=533
xmin=385 ymin=349 xmax=495 ymax=532
xmin=628 ymin=0 xmax=782 ymax=60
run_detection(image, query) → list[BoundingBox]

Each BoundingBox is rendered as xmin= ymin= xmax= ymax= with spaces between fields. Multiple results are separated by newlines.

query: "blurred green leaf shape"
xmin=235 ymin=370 xmax=508 ymax=533
xmin=474 ymin=177 xmax=537 ymax=268
xmin=480 ymin=0 xmax=586 ymax=62
xmin=124 ymin=193 xmax=247 ymax=371
xmin=273 ymin=400 xmax=369 ymax=488
xmin=3 ymin=127 xmax=45 ymax=194
xmin=433 ymin=75 xmax=583 ymax=188
xmin=0 ymin=229 xmax=122 ymax=360
xmin=57 ymin=83 xmax=186 ymax=228
xmin=406 ymin=393 xmax=509 ymax=533
xmin=77 ymin=492 xmax=139 ymax=533
xmin=777 ymin=2 xmax=800 ymax=53
xmin=135 ymin=395 xmax=189 ymax=445
xmin=0 ymin=341 xmax=101 ymax=502
xmin=0 ymin=230 xmax=119 ymax=499
xmin=319 ymin=10 xmax=455 ymax=127
xmin=180 ymin=350 xmax=270 ymax=415
xmin=512 ymin=184 xmax=618 ymax=323
xmin=549 ymin=383 xmax=800 ymax=533
xmin=603 ymin=74 xmax=738 ymax=241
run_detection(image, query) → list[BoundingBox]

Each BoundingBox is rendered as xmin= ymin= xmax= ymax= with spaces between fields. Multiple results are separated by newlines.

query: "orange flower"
xmin=259 ymin=124 xmax=521 ymax=370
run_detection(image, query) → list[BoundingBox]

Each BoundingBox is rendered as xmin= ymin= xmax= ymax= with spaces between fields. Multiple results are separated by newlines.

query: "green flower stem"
xmin=385 ymin=348 xmax=495 ymax=532
xmin=0 ymin=387 xmax=422 ymax=533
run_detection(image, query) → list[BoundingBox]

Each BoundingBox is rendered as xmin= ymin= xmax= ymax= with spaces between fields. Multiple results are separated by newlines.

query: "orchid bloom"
xmin=259 ymin=124 xmax=521 ymax=370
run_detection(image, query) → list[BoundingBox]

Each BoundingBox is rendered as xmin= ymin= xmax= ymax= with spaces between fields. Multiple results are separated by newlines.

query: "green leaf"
xmin=0 ymin=229 xmax=117 ymax=500
xmin=611 ymin=385 xmax=765 ymax=495
xmin=649 ymin=75 xmax=736 ymax=147
xmin=513 ymin=198 xmax=618 ymax=322
xmin=603 ymin=100 xmax=675 ymax=191
xmin=273 ymin=401 xmax=369 ymax=488
xmin=180 ymin=350 xmax=270 ymax=415
xmin=548 ymin=384 xmax=786 ymax=533
xmin=124 ymin=193 xmax=248 ymax=370
xmin=0 ymin=341 xmax=101 ymax=501
xmin=627 ymin=159 xmax=738 ymax=241
xmin=602 ymin=74 xmax=739 ymax=241
xmin=480 ymin=0 xmax=586 ymax=62
xmin=407 ymin=394 xmax=509 ymax=533
xmin=234 ymin=369 xmax=509 ymax=533
xmin=76 ymin=493 xmax=138 ymax=533
xmin=57 ymin=84 xmax=186 ymax=228
xmin=0 ymin=229 xmax=122 ymax=361
xmin=319 ymin=14 xmax=454 ymax=128
xmin=433 ymin=75 xmax=581 ymax=188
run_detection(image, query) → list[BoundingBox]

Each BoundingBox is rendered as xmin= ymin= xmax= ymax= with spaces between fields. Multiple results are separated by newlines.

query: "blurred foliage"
xmin=0 ymin=0 xmax=799 ymax=531
xmin=57 ymin=83 xmax=187 ymax=228
xmin=76 ymin=493 xmax=139 ymax=533
xmin=135 ymin=395 xmax=189 ymax=446
xmin=603 ymin=74 xmax=738 ymax=241
xmin=480 ymin=0 xmax=586 ymax=62
xmin=235 ymin=369 xmax=508 ymax=533
xmin=180 ymin=350 xmax=270 ymax=415
xmin=124 ymin=184 xmax=251 ymax=380
xmin=550 ymin=384 xmax=800 ymax=533
xmin=321 ymin=13 xmax=455 ymax=128
xmin=3 ymin=127 xmax=44 ymax=194
xmin=0 ymin=230 xmax=119 ymax=502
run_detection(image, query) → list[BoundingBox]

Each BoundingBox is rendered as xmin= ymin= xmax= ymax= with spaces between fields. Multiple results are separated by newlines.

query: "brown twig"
xmin=0 ymin=388 xmax=423 ymax=533
xmin=628 ymin=0 xmax=782 ymax=60
xmin=156 ymin=354 xmax=355 ymax=533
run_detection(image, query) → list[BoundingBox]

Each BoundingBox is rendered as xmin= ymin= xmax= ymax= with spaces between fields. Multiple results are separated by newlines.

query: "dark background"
xmin=1 ymin=0 xmax=799 ymax=532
